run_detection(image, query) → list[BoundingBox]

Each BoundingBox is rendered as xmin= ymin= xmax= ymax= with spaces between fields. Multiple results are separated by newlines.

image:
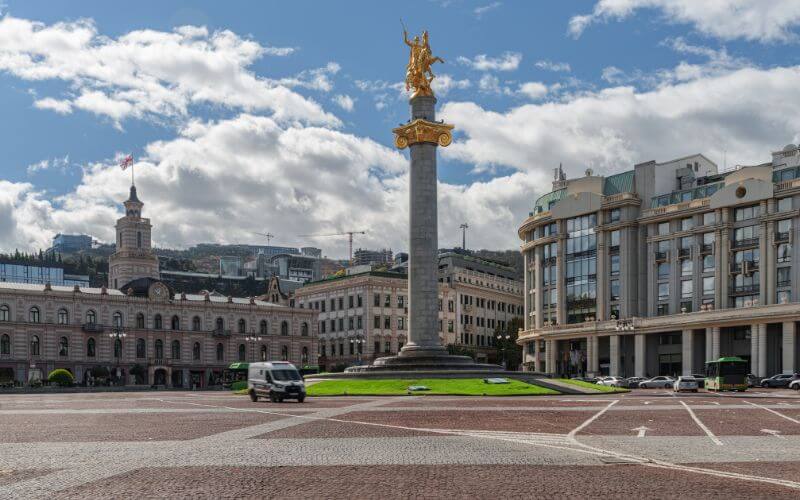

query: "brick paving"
xmin=0 ymin=389 xmax=799 ymax=498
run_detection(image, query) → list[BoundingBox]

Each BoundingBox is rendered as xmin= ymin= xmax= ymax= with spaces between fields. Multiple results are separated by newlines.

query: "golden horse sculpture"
xmin=404 ymin=30 xmax=444 ymax=98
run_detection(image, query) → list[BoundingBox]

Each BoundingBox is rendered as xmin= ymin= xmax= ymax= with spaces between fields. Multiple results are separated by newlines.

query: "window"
xmin=155 ymin=339 xmax=163 ymax=359
xmin=609 ymin=208 xmax=621 ymax=223
xmin=703 ymin=254 xmax=714 ymax=272
xmin=85 ymin=309 xmax=95 ymax=325
xmin=28 ymin=335 xmax=40 ymax=356
xmin=703 ymin=276 xmax=715 ymax=295
xmin=136 ymin=313 xmax=145 ymax=329
xmin=137 ymin=231 xmax=142 ymax=248
xmin=681 ymin=217 xmax=694 ymax=231
xmin=398 ymin=317 xmax=405 ymax=330
xmin=735 ymin=204 xmax=760 ymax=221
xmin=657 ymin=262 xmax=670 ymax=279
xmin=321 ymin=301 xmax=326 ymax=312
xmin=658 ymin=283 xmax=670 ymax=300
xmin=281 ymin=321 xmax=289 ymax=336
xmin=681 ymin=280 xmax=693 ymax=298
xmin=357 ymin=295 xmax=363 ymax=307
xmin=681 ymin=259 xmax=693 ymax=276
xmin=348 ymin=295 xmax=354 ymax=308
xmin=194 ymin=342 xmax=201 ymax=360
xmin=136 ymin=338 xmax=146 ymax=358
xmin=301 ymin=323 xmax=309 ymax=336
xmin=56 ymin=308 xmax=69 ymax=325
xmin=172 ymin=340 xmax=181 ymax=359
xmin=281 ymin=345 xmax=289 ymax=361
xmin=384 ymin=294 xmax=391 ymax=307
xmin=778 ymin=197 xmax=793 ymax=212
xmin=703 ymin=212 xmax=716 ymax=226
xmin=610 ymin=279 xmax=620 ymax=301
xmin=357 ymin=316 xmax=363 ymax=329
xmin=348 ymin=317 xmax=353 ymax=330
xmin=59 ymin=336 xmax=68 ymax=356
xmin=238 ymin=318 xmax=246 ymax=334
xmin=260 ymin=345 xmax=267 ymax=361
xmin=610 ymin=230 xmax=620 ymax=248
xmin=0 ymin=334 xmax=9 ymax=355
xmin=29 ymin=307 xmax=40 ymax=324
xmin=330 ymin=319 xmax=336 ymax=332
xmin=374 ymin=315 xmax=380 ymax=328
xmin=260 ymin=320 xmax=268 ymax=335
xmin=338 ymin=297 xmax=343 ymax=310
xmin=216 ymin=343 xmax=224 ymax=361
xmin=680 ymin=236 xmax=692 ymax=250
xmin=702 ymin=232 xmax=715 ymax=246
xmin=658 ymin=222 xmax=670 ymax=235
xmin=374 ymin=293 xmax=380 ymax=307
xmin=238 ymin=344 xmax=246 ymax=361
xmin=302 ymin=346 xmax=309 ymax=364
xmin=657 ymin=304 xmax=669 ymax=316
xmin=0 ymin=305 xmax=8 ymax=322
xmin=734 ymin=225 xmax=759 ymax=244
xmin=778 ymin=266 xmax=791 ymax=287
xmin=384 ymin=316 xmax=391 ymax=329
xmin=397 ymin=295 xmax=405 ymax=308
xmin=778 ymin=243 xmax=792 ymax=263
xmin=778 ymin=290 xmax=792 ymax=304
xmin=154 ymin=314 xmax=163 ymax=329
xmin=448 ymin=320 xmax=454 ymax=332
xmin=330 ymin=299 xmax=335 ymax=311
xmin=87 ymin=338 xmax=96 ymax=357
xmin=191 ymin=316 xmax=201 ymax=331
xmin=215 ymin=317 xmax=224 ymax=331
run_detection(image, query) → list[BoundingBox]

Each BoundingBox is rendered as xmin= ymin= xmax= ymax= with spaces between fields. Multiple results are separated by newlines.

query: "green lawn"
xmin=555 ymin=378 xmax=629 ymax=393
xmin=306 ymin=378 xmax=560 ymax=396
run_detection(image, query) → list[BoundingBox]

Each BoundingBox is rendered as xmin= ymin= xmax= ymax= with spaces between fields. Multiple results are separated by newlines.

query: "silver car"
xmin=673 ymin=376 xmax=699 ymax=393
xmin=638 ymin=376 xmax=675 ymax=389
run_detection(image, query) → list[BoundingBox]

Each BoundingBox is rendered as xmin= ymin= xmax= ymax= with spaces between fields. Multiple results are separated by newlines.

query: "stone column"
xmin=783 ymin=322 xmax=796 ymax=374
xmin=533 ymin=339 xmax=541 ymax=372
xmin=588 ymin=336 xmax=599 ymax=374
xmin=750 ymin=324 xmax=759 ymax=376
xmin=533 ymin=246 xmax=544 ymax=329
xmin=545 ymin=339 xmax=554 ymax=374
xmin=634 ymin=333 xmax=645 ymax=378
xmin=711 ymin=326 xmax=720 ymax=360
xmin=403 ymin=96 xmax=444 ymax=355
xmin=682 ymin=329 xmax=693 ymax=376
xmin=705 ymin=327 xmax=713 ymax=362
xmin=758 ymin=323 xmax=768 ymax=378
xmin=609 ymin=334 xmax=620 ymax=377
xmin=596 ymin=226 xmax=607 ymax=320
xmin=556 ymin=230 xmax=566 ymax=325
xmin=766 ymin=220 xmax=776 ymax=305
xmin=523 ymin=251 xmax=530 ymax=331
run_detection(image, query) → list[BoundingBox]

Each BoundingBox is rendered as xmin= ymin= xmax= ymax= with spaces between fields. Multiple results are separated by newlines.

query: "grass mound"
xmin=555 ymin=378 xmax=629 ymax=393
xmin=306 ymin=378 xmax=559 ymax=396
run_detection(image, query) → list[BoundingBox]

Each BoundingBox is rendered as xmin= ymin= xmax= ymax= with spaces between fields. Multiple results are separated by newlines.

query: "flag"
xmin=119 ymin=154 xmax=133 ymax=171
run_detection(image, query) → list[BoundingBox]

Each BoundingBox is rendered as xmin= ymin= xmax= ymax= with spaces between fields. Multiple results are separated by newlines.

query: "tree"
xmin=494 ymin=316 xmax=524 ymax=370
xmin=48 ymin=368 xmax=74 ymax=387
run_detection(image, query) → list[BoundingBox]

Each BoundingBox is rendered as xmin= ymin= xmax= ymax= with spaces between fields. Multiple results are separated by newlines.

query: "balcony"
xmin=81 ymin=323 xmax=105 ymax=334
xmin=729 ymin=284 xmax=760 ymax=295
xmin=678 ymin=247 xmax=692 ymax=258
xmin=730 ymin=261 xmax=759 ymax=274
xmin=732 ymin=237 xmax=759 ymax=249
xmin=150 ymin=358 xmax=172 ymax=366
xmin=700 ymin=243 xmax=713 ymax=254
xmin=211 ymin=329 xmax=231 ymax=338
xmin=655 ymin=251 xmax=669 ymax=262
xmin=776 ymin=231 xmax=790 ymax=242
xmin=778 ymin=279 xmax=791 ymax=288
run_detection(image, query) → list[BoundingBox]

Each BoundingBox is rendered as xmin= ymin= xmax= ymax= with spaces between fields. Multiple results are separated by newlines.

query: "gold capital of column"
xmin=393 ymin=119 xmax=454 ymax=149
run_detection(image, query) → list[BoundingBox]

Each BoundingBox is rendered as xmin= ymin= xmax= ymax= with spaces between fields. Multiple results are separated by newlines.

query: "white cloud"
xmin=534 ymin=60 xmax=571 ymax=72
xmin=517 ymin=81 xmax=548 ymax=99
xmin=333 ymin=94 xmax=355 ymax=112
xmin=26 ymin=155 xmax=70 ymax=175
xmin=457 ymin=52 xmax=521 ymax=71
xmin=0 ymin=16 xmax=338 ymax=126
xmin=431 ymin=74 xmax=471 ymax=96
xmin=474 ymin=2 xmax=502 ymax=19
xmin=568 ymin=0 xmax=800 ymax=43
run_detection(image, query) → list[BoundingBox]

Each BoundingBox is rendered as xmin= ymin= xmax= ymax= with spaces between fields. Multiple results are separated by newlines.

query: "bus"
xmin=705 ymin=357 xmax=748 ymax=392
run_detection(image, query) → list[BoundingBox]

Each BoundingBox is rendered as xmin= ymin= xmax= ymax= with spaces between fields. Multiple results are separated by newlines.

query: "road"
xmin=0 ymin=388 xmax=799 ymax=498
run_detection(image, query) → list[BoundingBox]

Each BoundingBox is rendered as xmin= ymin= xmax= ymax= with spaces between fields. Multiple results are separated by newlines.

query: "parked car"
xmin=673 ymin=376 xmax=699 ymax=393
xmin=597 ymin=376 xmax=627 ymax=387
xmin=790 ymin=379 xmax=800 ymax=391
xmin=625 ymin=377 xmax=645 ymax=388
xmin=638 ymin=376 xmax=675 ymax=389
xmin=746 ymin=373 xmax=760 ymax=387
xmin=760 ymin=374 xmax=797 ymax=388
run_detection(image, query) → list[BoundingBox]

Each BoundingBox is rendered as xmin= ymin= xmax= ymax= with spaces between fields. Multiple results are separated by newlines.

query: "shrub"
xmin=90 ymin=365 xmax=109 ymax=378
xmin=48 ymin=369 xmax=74 ymax=387
xmin=231 ymin=380 xmax=248 ymax=392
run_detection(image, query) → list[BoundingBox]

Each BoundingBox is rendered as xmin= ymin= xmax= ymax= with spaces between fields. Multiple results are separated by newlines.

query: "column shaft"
xmin=783 ymin=322 xmax=796 ymax=374
xmin=758 ymin=323 xmax=768 ymax=377
xmin=711 ymin=326 xmax=720 ymax=360
xmin=750 ymin=325 xmax=759 ymax=376
xmin=705 ymin=327 xmax=713 ymax=362
xmin=682 ymin=329 xmax=693 ymax=376
xmin=534 ymin=339 xmax=541 ymax=373
xmin=634 ymin=333 xmax=645 ymax=378
xmin=609 ymin=335 xmax=620 ymax=377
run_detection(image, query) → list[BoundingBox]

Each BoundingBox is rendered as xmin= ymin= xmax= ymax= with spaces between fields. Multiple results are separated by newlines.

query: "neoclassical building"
xmin=0 ymin=186 xmax=317 ymax=386
xmin=518 ymin=147 xmax=800 ymax=379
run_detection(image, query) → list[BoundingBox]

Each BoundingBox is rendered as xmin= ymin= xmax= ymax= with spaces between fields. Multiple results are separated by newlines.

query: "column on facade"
xmin=758 ymin=207 xmax=770 ymax=306
xmin=555 ymin=228 xmax=566 ymax=326
xmin=716 ymin=208 xmax=729 ymax=309
xmin=705 ymin=327 xmax=713 ymax=362
xmin=596 ymin=216 xmax=607 ymax=321
xmin=523 ymin=251 xmax=530 ymax=332
xmin=750 ymin=324 xmax=760 ymax=376
xmin=681 ymin=329 xmax=693 ymax=376
xmin=588 ymin=336 xmax=599 ymax=374
xmin=783 ymin=322 xmax=796 ymax=375
xmin=711 ymin=326 xmax=720 ymax=360
xmin=758 ymin=323 xmax=768 ymax=378
xmin=634 ymin=333 xmax=645 ymax=378
xmin=533 ymin=246 xmax=544 ymax=330
xmin=544 ymin=339 xmax=554 ymax=373
xmin=609 ymin=334 xmax=619 ymax=377
xmin=765 ymin=218 xmax=776 ymax=305
xmin=533 ymin=339 xmax=541 ymax=372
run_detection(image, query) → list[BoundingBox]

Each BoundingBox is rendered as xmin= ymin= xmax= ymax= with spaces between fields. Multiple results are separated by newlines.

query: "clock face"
xmin=149 ymin=283 xmax=168 ymax=300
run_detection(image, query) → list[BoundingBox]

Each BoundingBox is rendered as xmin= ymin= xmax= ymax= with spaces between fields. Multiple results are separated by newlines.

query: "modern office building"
xmin=0 ymin=263 xmax=89 ymax=287
xmin=48 ymin=234 xmax=93 ymax=254
xmin=219 ymin=256 xmax=242 ymax=277
xmin=352 ymin=248 xmax=393 ymax=267
xmin=518 ymin=147 xmax=800 ymax=379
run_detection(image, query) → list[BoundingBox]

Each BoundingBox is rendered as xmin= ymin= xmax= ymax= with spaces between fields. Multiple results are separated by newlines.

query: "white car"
xmin=638 ymin=376 xmax=675 ymax=389
xmin=673 ymin=376 xmax=699 ymax=393
xmin=790 ymin=379 xmax=800 ymax=391
xmin=597 ymin=376 xmax=626 ymax=387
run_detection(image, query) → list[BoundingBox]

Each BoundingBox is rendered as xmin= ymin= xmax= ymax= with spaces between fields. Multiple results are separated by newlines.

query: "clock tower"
xmin=108 ymin=185 xmax=160 ymax=289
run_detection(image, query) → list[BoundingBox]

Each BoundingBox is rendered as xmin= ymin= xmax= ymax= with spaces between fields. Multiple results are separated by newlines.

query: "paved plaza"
xmin=1 ymin=389 xmax=799 ymax=498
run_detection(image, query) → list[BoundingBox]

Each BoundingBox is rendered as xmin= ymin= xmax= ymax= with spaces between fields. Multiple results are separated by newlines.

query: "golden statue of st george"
xmin=403 ymin=29 xmax=444 ymax=98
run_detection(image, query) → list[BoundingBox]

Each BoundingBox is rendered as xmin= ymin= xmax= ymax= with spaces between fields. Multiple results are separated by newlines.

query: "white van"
xmin=247 ymin=361 xmax=306 ymax=403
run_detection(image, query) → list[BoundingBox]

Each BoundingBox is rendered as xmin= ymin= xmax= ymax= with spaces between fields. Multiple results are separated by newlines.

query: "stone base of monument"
xmin=343 ymin=346 xmax=501 ymax=373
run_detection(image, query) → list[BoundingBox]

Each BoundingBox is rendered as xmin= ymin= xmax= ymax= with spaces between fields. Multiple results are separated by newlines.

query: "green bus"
xmin=705 ymin=357 xmax=748 ymax=392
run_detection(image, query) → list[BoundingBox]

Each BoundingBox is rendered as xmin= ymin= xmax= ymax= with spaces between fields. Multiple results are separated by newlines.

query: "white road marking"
xmin=632 ymin=426 xmax=650 ymax=437
xmin=745 ymin=400 xmax=800 ymax=424
xmin=760 ymin=429 xmax=785 ymax=439
xmin=568 ymin=399 xmax=619 ymax=438
xmin=680 ymin=400 xmax=723 ymax=446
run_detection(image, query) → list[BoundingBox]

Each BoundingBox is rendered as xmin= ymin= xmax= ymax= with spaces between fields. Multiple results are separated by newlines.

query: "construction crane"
xmin=252 ymin=232 xmax=275 ymax=246
xmin=298 ymin=230 xmax=367 ymax=264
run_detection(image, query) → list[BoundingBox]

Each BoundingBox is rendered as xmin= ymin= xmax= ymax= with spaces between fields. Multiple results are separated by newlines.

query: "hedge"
xmin=48 ymin=369 xmax=74 ymax=387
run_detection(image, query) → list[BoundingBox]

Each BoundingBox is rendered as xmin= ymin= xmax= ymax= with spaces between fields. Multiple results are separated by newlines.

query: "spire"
xmin=127 ymin=185 xmax=141 ymax=203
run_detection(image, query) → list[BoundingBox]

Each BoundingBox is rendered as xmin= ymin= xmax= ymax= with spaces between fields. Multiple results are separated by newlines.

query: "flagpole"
xmin=131 ymin=162 xmax=135 ymax=186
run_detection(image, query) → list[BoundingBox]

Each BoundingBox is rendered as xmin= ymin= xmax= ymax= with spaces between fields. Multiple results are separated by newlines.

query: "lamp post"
xmin=496 ymin=334 xmax=511 ymax=369
xmin=350 ymin=335 xmax=365 ymax=365
xmin=108 ymin=325 xmax=127 ymax=385
xmin=245 ymin=330 xmax=264 ymax=361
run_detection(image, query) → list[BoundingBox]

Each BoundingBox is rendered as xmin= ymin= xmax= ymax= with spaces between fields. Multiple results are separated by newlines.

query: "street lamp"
xmin=496 ymin=334 xmax=511 ymax=369
xmin=108 ymin=325 xmax=127 ymax=385
xmin=350 ymin=335 xmax=365 ymax=365
xmin=245 ymin=331 xmax=263 ymax=361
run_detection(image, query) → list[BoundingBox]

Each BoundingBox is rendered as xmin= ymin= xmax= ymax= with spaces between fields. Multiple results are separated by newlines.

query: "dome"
xmin=783 ymin=144 xmax=797 ymax=152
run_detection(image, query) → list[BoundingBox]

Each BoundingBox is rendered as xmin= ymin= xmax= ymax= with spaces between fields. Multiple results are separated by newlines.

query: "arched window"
xmin=281 ymin=345 xmax=289 ymax=361
xmin=238 ymin=318 xmax=246 ymax=334
xmin=85 ymin=309 xmax=96 ymax=325
xmin=216 ymin=343 xmax=224 ymax=361
xmin=281 ymin=321 xmax=289 ymax=336
xmin=215 ymin=317 xmax=224 ymax=332
xmin=192 ymin=316 xmax=202 ymax=331
xmin=0 ymin=304 xmax=9 ymax=322
xmin=58 ymin=308 xmax=69 ymax=325
xmin=302 ymin=346 xmax=309 ymax=364
xmin=136 ymin=338 xmax=146 ymax=358
xmin=87 ymin=338 xmax=96 ymax=357
xmin=29 ymin=307 xmax=41 ymax=324
xmin=259 ymin=320 xmax=268 ymax=335
xmin=30 ymin=335 xmax=40 ymax=356
xmin=113 ymin=312 xmax=123 ymax=328
xmin=260 ymin=344 xmax=267 ymax=361
xmin=154 ymin=314 xmax=163 ymax=329
xmin=193 ymin=342 xmax=201 ymax=360
xmin=155 ymin=339 xmax=164 ymax=359
xmin=59 ymin=336 xmax=69 ymax=356
xmin=0 ymin=334 xmax=9 ymax=355
xmin=137 ymin=231 xmax=142 ymax=248
xmin=136 ymin=313 xmax=145 ymax=329
xmin=301 ymin=322 xmax=309 ymax=337
xmin=114 ymin=339 xmax=122 ymax=358
xmin=172 ymin=340 xmax=181 ymax=359
xmin=238 ymin=344 xmax=246 ymax=361
xmin=171 ymin=315 xmax=180 ymax=330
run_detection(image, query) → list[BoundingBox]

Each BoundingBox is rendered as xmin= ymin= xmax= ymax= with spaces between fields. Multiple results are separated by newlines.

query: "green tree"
xmin=494 ymin=316 xmax=524 ymax=370
xmin=48 ymin=368 xmax=74 ymax=387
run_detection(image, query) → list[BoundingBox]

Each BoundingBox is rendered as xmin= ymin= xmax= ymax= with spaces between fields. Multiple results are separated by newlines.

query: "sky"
xmin=3 ymin=0 xmax=800 ymax=258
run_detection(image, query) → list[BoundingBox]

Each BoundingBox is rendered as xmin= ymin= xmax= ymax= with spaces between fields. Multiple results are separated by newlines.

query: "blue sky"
xmin=3 ymin=0 xmax=800 ymax=257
